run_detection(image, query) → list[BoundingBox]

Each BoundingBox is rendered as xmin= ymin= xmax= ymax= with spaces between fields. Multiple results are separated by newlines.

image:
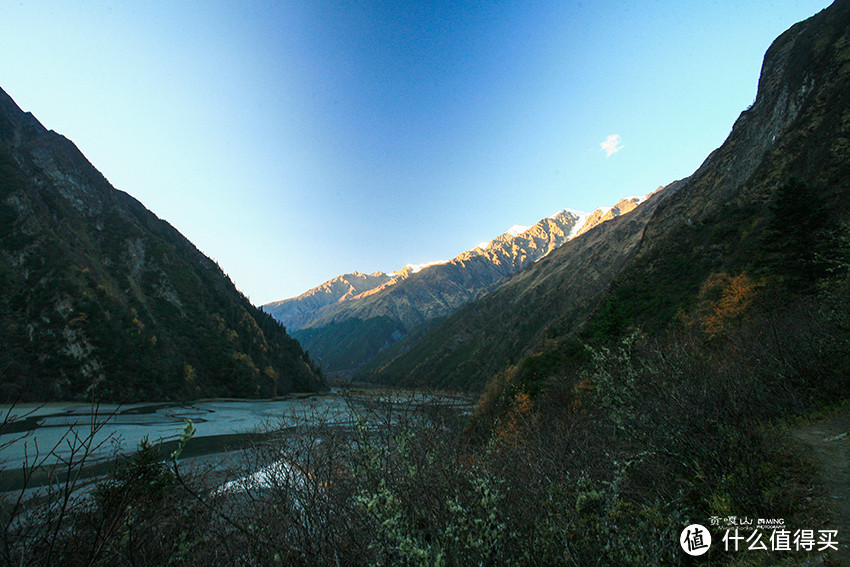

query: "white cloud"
xmin=601 ymin=134 xmax=623 ymax=157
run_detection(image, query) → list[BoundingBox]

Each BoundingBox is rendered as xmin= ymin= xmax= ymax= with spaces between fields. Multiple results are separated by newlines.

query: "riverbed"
xmin=0 ymin=390 xmax=473 ymax=492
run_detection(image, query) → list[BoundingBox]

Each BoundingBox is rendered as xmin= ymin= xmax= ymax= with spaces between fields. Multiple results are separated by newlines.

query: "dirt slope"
xmin=792 ymin=401 xmax=850 ymax=566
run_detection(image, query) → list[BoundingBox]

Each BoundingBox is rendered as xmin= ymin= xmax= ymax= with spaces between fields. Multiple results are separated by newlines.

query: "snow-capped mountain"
xmin=262 ymin=193 xmax=654 ymax=374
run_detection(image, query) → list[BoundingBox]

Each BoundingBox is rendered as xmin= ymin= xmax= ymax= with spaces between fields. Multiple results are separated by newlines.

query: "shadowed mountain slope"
xmin=361 ymin=0 xmax=850 ymax=392
xmin=357 ymin=183 xmax=680 ymax=388
xmin=0 ymin=88 xmax=323 ymax=401
xmin=265 ymin=198 xmax=645 ymax=374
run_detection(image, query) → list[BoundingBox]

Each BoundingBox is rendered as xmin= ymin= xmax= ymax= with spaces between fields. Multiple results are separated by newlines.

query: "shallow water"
xmin=0 ymin=395 xmax=356 ymax=469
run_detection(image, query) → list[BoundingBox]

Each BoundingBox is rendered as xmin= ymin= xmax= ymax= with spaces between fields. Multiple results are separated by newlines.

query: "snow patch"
xmin=505 ymin=224 xmax=531 ymax=237
xmin=407 ymin=260 xmax=448 ymax=273
xmin=567 ymin=210 xmax=592 ymax=238
xmin=548 ymin=207 xmax=587 ymax=220
xmin=388 ymin=259 xmax=449 ymax=277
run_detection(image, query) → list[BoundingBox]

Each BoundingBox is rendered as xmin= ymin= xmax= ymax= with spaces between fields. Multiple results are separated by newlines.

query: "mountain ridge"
xmin=0 ymin=87 xmax=324 ymax=401
xmin=264 ymin=194 xmax=652 ymax=330
xmin=357 ymin=181 xmax=680 ymax=387
xmin=263 ymin=194 xmax=651 ymax=374
xmin=358 ymin=0 xmax=850 ymax=392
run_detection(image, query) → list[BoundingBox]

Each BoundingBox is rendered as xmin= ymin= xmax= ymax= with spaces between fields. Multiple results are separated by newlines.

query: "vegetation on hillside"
xmin=0 ymin=89 xmax=324 ymax=402
xmin=2 ymin=274 xmax=847 ymax=566
xmin=1 ymin=1 xmax=849 ymax=565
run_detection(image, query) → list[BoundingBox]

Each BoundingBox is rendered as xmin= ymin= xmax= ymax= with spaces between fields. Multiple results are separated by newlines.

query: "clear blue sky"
xmin=0 ymin=1 xmax=832 ymax=304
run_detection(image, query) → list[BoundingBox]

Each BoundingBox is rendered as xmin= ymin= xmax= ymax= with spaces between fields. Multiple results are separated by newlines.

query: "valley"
xmin=264 ymin=194 xmax=654 ymax=376
xmin=1 ymin=1 xmax=849 ymax=564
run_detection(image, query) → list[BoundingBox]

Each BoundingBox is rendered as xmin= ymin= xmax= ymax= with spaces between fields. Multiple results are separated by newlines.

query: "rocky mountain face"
xmin=0 ymin=88 xmax=324 ymax=401
xmin=264 ymin=198 xmax=646 ymax=374
xmin=264 ymin=271 xmax=394 ymax=332
xmin=357 ymin=183 xmax=679 ymax=387
xmin=585 ymin=0 xmax=850 ymax=335
xmin=360 ymin=0 xmax=850 ymax=391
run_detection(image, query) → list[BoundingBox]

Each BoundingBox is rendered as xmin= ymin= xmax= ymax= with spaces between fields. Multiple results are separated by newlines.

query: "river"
xmin=0 ymin=391 xmax=473 ymax=492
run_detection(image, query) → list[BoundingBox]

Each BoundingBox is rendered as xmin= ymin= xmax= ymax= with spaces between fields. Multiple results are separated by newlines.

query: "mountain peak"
xmin=264 ymin=191 xmax=660 ymax=373
xmin=389 ymin=260 xmax=450 ymax=277
xmin=548 ymin=207 xmax=587 ymax=220
xmin=505 ymin=224 xmax=532 ymax=237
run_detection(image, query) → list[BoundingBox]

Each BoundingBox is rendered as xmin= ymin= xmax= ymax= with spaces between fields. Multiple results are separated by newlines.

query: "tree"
xmin=763 ymin=177 xmax=832 ymax=289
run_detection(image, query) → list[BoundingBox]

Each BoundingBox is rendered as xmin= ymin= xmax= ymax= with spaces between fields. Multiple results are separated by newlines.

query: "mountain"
xmin=264 ymin=271 xmax=395 ymax=331
xmin=582 ymin=0 xmax=850 ymax=335
xmin=360 ymin=0 xmax=850 ymax=392
xmin=357 ymin=183 xmax=680 ymax=387
xmin=263 ymin=196 xmax=647 ymax=374
xmin=0 ymin=87 xmax=324 ymax=402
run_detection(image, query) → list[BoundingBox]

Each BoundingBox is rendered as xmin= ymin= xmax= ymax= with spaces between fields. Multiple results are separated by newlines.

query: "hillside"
xmin=0 ymin=88 xmax=324 ymax=401
xmin=2 ymin=4 xmax=849 ymax=566
xmin=265 ymin=197 xmax=646 ymax=374
xmin=586 ymin=0 xmax=850 ymax=335
xmin=362 ymin=0 xmax=850 ymax=393
xmin=358 ymin=182 xmax=680 ymax=388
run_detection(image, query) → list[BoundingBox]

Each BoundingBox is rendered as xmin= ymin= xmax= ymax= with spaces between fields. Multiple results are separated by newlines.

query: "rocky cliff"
xmin=264 ymin=271 xmax=394 ymax=331
xmin=360 ymin=0 xmax=850 ymax=391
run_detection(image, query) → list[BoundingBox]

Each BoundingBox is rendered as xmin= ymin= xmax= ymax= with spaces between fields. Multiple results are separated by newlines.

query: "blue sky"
xmin=0 ymin=1 xmax=833 ymax=304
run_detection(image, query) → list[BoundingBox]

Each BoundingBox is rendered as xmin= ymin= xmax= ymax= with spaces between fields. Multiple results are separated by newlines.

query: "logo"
xmin=681 ymin=524 xmax=712 ymax=556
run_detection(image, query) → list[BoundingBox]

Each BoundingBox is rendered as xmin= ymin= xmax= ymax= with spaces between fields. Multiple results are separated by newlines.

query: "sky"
xmin=0 ymin=0 xmax=834 ymax=304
